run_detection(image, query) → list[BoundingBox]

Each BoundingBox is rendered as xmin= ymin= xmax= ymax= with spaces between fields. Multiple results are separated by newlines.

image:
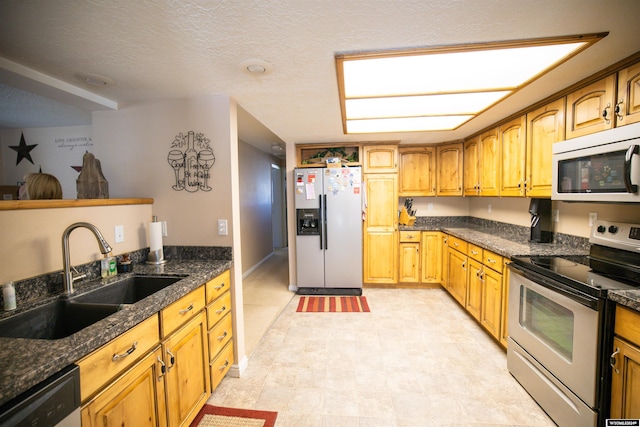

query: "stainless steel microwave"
xmin=552 ymin=122 xmax=640 ymax=202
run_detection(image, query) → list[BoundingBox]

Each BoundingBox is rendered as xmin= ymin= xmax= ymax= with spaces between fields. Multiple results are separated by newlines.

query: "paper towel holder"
xmin=147 ymin=216 xmax=167 ymax=265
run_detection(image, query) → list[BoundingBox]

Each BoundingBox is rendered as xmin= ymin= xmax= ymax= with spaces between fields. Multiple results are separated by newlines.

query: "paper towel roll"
xmin=148 ymin=221 xmax=164 ymax=263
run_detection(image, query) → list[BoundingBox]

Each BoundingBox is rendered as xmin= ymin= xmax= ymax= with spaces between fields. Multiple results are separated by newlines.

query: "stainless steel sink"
xmin=0 ymin=299 xmax=120 ymax=340
xmin=70 ymin=275 xmax=184 ymax=305
xmin=0 ymin=275 xmax=185 ymax=340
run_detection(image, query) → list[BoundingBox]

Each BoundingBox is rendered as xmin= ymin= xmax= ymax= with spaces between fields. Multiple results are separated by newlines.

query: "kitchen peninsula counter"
xmin=0 ymin=259 xmax=232 ymax=407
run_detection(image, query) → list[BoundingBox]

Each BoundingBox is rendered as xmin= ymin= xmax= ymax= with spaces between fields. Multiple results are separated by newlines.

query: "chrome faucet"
xmin=62 ymin=222 xmax=113 ymax=294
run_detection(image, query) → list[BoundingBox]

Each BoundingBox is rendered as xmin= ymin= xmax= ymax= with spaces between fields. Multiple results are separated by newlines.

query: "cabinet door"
xmin=164 ymin=312 xmax=210 ymax=427
xmin=610 ymin=337 xmax=640 ymax=419
xmin=616 ymin=62 xmax=640 ymax=126
xmin=447 ymin=248 xmax=467 ymax=306
xmin=81 ymin=347 xmax=167 ymax=427
xmin=481 ymin=267 xmax=503 ymax=340
xmin=399 ymin=242 xmax=420 ymax=283
xmin=526 ymin=98 xmax=565 ymax=197
xmin=479 ymin=127 xmax=500 ymax=196
xmin=466 ymin=259 xmax=482 ymax=321
xmin=566 ymin=75 xmax=616 ymax=138
xmin=500 ymin=116 xmax=527 ymax=197
xmin=463 ymin=137 xmax=480 ymax=196
xmin=363 ymin=174 xmax=398 ymax=284
xmin=500 ymin=260 xmax=511 ymax=348
xmin=363 ymin=145 xmax=398 ymax=173
xmin=398 ymin=147 xmax=436 ymax=196
xmin=441 ymin=235 xmax=450 ymax=287
xmin=437 ymin=143 xmax=463 ymax=196
xmin=421 ymin=232 xmax=442 ymax=283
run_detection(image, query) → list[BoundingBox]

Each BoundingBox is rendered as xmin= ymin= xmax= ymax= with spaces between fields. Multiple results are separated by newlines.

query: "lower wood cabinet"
xmin=421 ymin=232 xmax=442 ymax=283
xmin=398 ymin=231 xmax=420 ymax=283
xmin=610 ymin=305 xmax=640 ymax=419
xmin=205 ymin=270 xmax=234 ymax=391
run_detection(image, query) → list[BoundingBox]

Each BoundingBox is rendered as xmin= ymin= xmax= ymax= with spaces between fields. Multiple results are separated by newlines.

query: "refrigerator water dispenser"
xmin=296 ymin=209 xmax=320 ymax=235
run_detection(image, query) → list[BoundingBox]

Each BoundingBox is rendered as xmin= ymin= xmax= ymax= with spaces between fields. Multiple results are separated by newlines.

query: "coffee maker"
xmin=529 ymin=198 xmax=552 ymax=243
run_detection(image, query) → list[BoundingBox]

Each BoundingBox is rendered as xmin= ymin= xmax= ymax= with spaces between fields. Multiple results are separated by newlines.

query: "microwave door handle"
xmin=624 ymin=145 xmax=639 ymax=193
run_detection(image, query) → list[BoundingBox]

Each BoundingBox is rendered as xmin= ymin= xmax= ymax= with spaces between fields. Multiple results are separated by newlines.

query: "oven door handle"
xmin=624 ymin=144 xmax=639 ymax=194
xmin=508 ymin=264 xmax=600 ymax=310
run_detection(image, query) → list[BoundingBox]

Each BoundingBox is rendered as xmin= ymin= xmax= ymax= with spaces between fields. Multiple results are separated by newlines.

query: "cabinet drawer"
xmin=161 ymin=286 xmax=205 ymax=338
xmin=468 ymin=244 xmax=483 ymax=262
xmin=205 ymin=270 xmax=231 ymax=304
xmin=615 ymin=305 xmax=640 ymax=346
xmin=77 ymin=315 xmax=160 ymax=402
xmin=483 ymin=250 xmax=503 ymax=272
xmin=399 ymin=231 xmax=420 ymax=242
xmin=208 ymin=312 xmax=233 ymax=361
xmin=207 ymin=291 xmax=232 ymax=330
xmin=448 ymin=236 xmax=468 ymax=253
xmin=210 ymin=340 xmax=234 ymax=390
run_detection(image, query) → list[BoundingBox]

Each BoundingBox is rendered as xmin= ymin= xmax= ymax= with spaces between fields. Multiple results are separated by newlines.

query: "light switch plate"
xmin=114 ymin=225 xmax=125 ymax=243
xmin=218 ymin=219 xmax=228 ymax=236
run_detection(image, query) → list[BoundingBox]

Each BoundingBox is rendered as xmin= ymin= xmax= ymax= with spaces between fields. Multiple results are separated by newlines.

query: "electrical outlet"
xmin=589 ymin=212 xmax=597 ymax=227
xmin=487 ymin=204 xmax=492 ymax=213
xmin=218 ymin=219 xmax=228 ymax=236
xmin=427 ymin=203 xmax=433 ymax=211
xmin=114 ymin=225 xmax=125 ymax=243
xmin=552 ymin=209 xmax=560 ymax=223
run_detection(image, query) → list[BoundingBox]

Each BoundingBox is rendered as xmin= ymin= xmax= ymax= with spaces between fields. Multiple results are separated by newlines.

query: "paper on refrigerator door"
xmin=305 ymin=183 xmax=316 ymax=199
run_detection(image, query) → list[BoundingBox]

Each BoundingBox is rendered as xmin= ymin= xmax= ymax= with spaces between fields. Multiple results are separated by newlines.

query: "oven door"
xmin=508 ymin=265 xmax=600 ymax=407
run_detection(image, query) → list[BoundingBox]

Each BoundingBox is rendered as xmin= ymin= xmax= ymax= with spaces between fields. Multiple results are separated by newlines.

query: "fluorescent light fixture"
xmin=336 ymin=33 xmax=606 ymax=133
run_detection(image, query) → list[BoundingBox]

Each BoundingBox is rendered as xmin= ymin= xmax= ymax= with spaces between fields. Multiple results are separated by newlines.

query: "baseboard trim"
xmin=242 ymin=252 xmax=274 ymax=279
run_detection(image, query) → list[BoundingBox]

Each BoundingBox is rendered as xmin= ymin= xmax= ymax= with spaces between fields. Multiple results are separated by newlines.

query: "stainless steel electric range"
xmin=507 ymin=220 xmax=640 ymax=427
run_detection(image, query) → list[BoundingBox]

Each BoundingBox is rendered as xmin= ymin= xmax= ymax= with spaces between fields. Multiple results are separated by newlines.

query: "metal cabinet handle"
xmin=453 ymin=242 xmax=459 ymax=247
xmin=217 ymin=331 xmax=228 ymax=341
xmin=214 ymin=282 xmax=226 ymax=290
xmin=487 ymin=258 xmax=496 ymax=264
xmin=615 ymin=99 xmax=624 ymax=121
xmin=219 ymin=359 xmax=230 ymax=371
xmin=179 ymin=303 xmax=194 ymax=314
xmin=471 ymin=250 xmax=478 ymax=255
xmin=602 ymin=103 xmax=611 ymax=124
xmin=610 ymin=347 xmax=620 ymax=374
xmin=216 ymin=305 xmax=227 ymax=315
xmin=157 ymin=356 xmax=166 ymax=381
xmin=166 ymin=349 xmax=175 ymax=372
xmin=112 ymin=341 xmax=138 ymax=362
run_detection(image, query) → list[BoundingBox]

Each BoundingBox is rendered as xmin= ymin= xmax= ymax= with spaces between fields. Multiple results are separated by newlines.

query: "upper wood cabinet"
xmin=398 ymin=146 xmax=436 ymax=196
xmin=436 ymin=142 xmax=463 ymax=196
xmin=363 ymin=145 xmax=398 ymax=173
xmin=479 ymin=127 xmax=501 ymax=196
xmin=566 ymin=75 xmax=616 ymax=139
xmin=463 ymin=137 xmax=479 ymax=196
xmin=526 ymin=98 xmax=565 ymax=198
xmin=500 ymin=115 xmax=527 ymax=197
xmin=616 ymin=62 xmax=640 ymax=126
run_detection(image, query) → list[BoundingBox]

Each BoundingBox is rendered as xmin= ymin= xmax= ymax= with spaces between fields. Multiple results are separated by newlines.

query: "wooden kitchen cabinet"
xmin=398 ymin=241 xmax=420 ymax=283
xmin=500 ymin=259 xmax=511 ymax=348
xmin=445 ymin=236 xmax=468 ymax=307
xmin=479 ymin=127 xmax=501 ymax=196
xmin=616 ymin=62 xmax=640 ymax=126
xmin=463 ymin=136 xmax=480 ymax=196
xmin=500 ymin=115 xmax=527 ymax=197
xmin=81 ymin=347 xmax=167 ymax=427
xmin=398 ymin=146 xmax=436 ymax=196
xmin=421 ymin=231 xmax=442 ymax=284
xmin=363 ymin=144 xmax=398 ymax=173
xmin=466 ymin=258 xmax=483 ymax=321
xmin=610 ymin=305 xmax=640 ymax=419
xmin=566 ymin=75 xmax=616 ymax=139
xmin=436 ymin=142 xmax=463 ymax=196
xmin=480 ymin=250 xmax=504 ymax=341
xmin=205 ymin=270 xmax=234 ymax=391
xmin=163 ymin=311 xmax=209 ymax=427
xmin=363 ymin=173 xmax=398 ymax=284
xmin=441 ymin=234 xmax=450 ymax=287
xmin=526 ymin=98 xmax=565 ymax=197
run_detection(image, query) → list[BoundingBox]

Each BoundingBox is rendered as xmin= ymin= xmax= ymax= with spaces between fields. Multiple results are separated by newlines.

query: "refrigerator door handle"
xmin=319 ymin=196 xmax=324 ymax=250
xmin=323 ymin=194 xmax=328 ymax=250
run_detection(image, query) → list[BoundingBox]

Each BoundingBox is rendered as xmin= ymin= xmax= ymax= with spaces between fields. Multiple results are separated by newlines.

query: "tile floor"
xmin=207 ymin=252 xmax=555 ymax=427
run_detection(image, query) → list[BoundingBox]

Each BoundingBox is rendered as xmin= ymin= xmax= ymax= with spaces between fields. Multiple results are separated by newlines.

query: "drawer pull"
xmin=217 ymin=331 xmax=228 ymax=341
xmin=214 ymin=282 xmax=226 ymax=290
xmin=487 ymin=258 xmax=496 ymax=264
xmin=157 ymin=356 xmax=166 ymax=381
xmin=214 ymin=359 xmax=230 ymax=371
xmin=216 ymin=305 xmax=227 ymax=315
xmin=179 ymin=303 xmax=194 ymax=314
xmin=471 ymin=250 xmax=478 ymax=255
xmin=166 ymin=349 xmax=175 ymax=372
xmin=112 ymin=341 xmax=138 ymax=362
xmin=453 ymin=242 xmax=459 ymax=247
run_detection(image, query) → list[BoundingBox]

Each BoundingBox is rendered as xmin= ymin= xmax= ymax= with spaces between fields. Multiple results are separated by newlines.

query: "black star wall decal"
xmin=9 ymin=133 xmax=38 ymax=165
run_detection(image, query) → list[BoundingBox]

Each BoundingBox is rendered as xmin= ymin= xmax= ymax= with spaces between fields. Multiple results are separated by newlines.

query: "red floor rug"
xmin=189 ymin=405 xmax=277 ymax=427
xmin=296 ymin=296 xmax=370 ymax=312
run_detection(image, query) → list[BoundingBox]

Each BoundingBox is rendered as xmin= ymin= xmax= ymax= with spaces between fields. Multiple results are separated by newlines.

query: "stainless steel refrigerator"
xmin=294 ymin=166 xmax=363 ymax=294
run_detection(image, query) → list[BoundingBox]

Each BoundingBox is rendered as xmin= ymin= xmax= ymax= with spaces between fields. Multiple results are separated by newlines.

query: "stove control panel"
xmin=591 ymin=220 xmax=640 ymax=251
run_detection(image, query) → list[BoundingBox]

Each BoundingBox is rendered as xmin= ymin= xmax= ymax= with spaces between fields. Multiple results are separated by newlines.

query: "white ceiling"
xmin=1 ymin=0 xmax=640 ymax=154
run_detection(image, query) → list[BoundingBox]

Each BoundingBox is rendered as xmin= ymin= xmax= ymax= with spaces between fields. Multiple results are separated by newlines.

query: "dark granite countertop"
xmin=608 ymin=290 xmax=640 ymax=313
xmin=0 ymin=259 xmax=232 ymax=407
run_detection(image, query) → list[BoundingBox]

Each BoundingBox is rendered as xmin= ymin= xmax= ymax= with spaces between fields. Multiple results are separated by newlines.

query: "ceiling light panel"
xmin=336 ymin=33 xmax=606 ymax=133
xmin=347 ymin=115 xmax=474 ymax=133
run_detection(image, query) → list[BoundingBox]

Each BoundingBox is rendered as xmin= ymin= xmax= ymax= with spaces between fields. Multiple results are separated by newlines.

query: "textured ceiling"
xmin=1 ymin=0 xmax=640 ymax=151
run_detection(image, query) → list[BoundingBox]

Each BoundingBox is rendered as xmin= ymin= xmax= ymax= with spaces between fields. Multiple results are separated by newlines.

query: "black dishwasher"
xmin=0 ymin=364 xmax=80 ymax=427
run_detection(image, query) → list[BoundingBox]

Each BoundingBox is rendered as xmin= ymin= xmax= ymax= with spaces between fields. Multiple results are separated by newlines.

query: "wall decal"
xmin=168 ymin=131 xmax=215 ymax=192
xmin=9 ymin=133 xmax=38 ymax=165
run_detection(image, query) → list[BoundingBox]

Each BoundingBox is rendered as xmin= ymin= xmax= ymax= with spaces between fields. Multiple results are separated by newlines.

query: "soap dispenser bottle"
xmin=3 ymin=282 xmax=16 ymax=311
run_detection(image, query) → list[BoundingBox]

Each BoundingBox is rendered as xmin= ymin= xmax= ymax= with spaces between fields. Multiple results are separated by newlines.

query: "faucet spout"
xmin=62 ymin=222 xmax=113 ymax=294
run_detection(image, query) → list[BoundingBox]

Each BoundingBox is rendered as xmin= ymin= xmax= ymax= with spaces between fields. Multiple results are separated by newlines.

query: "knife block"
xmin=399 ymin=206 xmax=416 ymax=226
